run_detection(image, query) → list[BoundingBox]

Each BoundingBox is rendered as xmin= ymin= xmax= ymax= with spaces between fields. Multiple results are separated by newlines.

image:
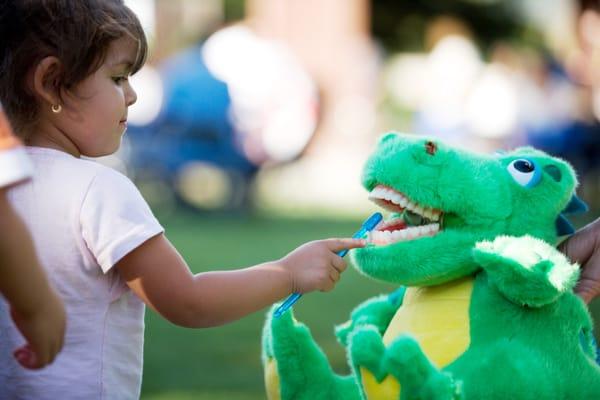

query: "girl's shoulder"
xmin=26 ymin=147 xmax=129 ymax=181
xmin=25 ymin=147 xmax=139 ymax=201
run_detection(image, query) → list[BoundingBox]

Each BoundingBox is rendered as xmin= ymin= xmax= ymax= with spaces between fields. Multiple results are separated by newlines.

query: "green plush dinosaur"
xmin=262 ymin=132 xmax=600 ymax=400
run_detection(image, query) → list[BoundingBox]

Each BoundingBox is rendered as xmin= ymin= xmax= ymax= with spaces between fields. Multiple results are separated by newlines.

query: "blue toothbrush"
xmin=273 ymin=212 xmax=383 ymax=318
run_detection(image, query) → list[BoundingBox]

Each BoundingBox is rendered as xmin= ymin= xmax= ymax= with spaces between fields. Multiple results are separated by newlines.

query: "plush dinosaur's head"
xmin=351 ymin=133 xmax=584 ymax=286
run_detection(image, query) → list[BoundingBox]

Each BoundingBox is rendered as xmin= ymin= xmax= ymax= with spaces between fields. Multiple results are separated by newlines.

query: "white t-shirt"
xmin=0 ymin=145 xmax=33 ymax=189
xmin=0 ymin=147 xmax=164 ymax=399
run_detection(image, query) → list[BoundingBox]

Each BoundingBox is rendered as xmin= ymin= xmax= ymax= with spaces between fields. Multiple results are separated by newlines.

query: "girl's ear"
xmin=31 ymin=56 xmax=63 ymax=107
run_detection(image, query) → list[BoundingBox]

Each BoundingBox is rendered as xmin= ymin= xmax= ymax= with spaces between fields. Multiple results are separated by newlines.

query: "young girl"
xmin=0 ymin=1 xmax=364 ymax=398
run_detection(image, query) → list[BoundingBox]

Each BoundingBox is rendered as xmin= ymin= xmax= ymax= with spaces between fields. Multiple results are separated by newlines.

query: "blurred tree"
xmin=371 ymin=0 xmax=541 ymax=54
xmin=224 ymin=0 xmax=245 ymax=21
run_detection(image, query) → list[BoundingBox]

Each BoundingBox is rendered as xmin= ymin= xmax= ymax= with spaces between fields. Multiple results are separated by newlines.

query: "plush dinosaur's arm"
xmin=335 ymin=287 xmax=405 ymax=347
xmin=472 ymin=235 xmax=580 ymax=307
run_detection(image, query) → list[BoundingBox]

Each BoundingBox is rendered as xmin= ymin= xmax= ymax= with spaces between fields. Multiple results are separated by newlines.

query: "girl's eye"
xmin=507 ymin=158 xmax=541 ymax=188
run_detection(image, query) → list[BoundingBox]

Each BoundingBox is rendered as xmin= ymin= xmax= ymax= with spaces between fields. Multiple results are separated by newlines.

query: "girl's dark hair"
xmin=578 ymin=0 xmax=600 ymax=12
xmin=0 ymin=0 xmax=147 ymax=136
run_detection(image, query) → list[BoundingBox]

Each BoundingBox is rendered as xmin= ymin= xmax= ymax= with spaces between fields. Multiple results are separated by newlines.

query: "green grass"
xmin=140 ymin=211 xmax=395 ymax=399
xmin=141 ymin=211 xmax=600 ymax=399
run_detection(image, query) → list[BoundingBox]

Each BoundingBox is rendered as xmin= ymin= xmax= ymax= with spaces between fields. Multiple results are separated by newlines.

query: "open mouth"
xmin=367 ymin=184 xmax=443 ymax=246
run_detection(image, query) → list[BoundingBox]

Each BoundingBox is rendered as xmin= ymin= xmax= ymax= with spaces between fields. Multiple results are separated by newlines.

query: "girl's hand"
xmin=559 ymin=217 xmax=600 ymax=304
xmin=278 ymin=238 xmax=366 ymax=293
xmin=11 ymin=288 xmax=66 ymax=369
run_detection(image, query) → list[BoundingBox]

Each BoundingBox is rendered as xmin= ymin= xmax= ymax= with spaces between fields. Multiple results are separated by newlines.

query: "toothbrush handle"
xmin=273 ymin=293 xmax=302 ymax=318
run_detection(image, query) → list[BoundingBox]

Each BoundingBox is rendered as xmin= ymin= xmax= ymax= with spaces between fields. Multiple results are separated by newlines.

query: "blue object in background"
xmin=527 ymin=121 xmax=600 ymax=175
xmin=125 ymin=46 xmax=257 ymax=209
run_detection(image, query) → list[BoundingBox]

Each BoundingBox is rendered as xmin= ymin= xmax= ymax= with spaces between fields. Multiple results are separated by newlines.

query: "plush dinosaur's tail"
xmin=262 ymin=305 xmax=361 ymax=400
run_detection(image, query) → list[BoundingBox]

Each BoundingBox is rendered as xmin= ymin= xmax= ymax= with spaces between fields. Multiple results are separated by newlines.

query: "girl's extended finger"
xmin=325 ymin=238 xmax=366 ymax=253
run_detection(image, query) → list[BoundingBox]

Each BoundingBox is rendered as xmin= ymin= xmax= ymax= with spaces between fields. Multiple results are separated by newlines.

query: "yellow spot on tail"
xmin=265 ymin=358 xmax=281 ymax=400
xmin=362 ymin=276 xmax=474 ymax=399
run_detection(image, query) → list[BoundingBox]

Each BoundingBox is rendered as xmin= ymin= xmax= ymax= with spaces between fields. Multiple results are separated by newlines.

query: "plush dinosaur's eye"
xmin=507 ymin=158 xmax=541 ymax=187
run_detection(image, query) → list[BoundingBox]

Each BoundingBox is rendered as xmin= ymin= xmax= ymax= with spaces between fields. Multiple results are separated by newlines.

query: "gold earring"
xmin=51 ymin=104 xmax=62 ymax=113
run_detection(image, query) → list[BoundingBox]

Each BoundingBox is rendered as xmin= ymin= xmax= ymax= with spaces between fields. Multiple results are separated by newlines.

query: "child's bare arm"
xmin=116 ymin=233 xmax=365 ymax=328
xmin=0 ymin=189 xmax=66 ymax=369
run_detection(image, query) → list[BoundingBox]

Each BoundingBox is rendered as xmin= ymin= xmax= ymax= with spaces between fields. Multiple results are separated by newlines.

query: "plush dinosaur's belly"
xmin=361 ymin=276 xmax=474 ymax=399
xmin=265 ymin=358 xmax=281 ymax=400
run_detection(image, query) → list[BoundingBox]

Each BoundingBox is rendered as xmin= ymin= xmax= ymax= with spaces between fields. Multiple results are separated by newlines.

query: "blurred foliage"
xmin=224 ymin=0 xmax=245 ymax=22
xmin=371 ymin=0 xmax=544 ymax=54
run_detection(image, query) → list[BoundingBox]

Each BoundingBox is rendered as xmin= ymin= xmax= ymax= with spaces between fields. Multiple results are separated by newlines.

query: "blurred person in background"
xmin=559 ymin=0 xmax=600 ymax=304
xmin=124 ymin=22 xmax=319 ymax=211
xmin=568 ymin=0 xmax=600 ymax=120
xmin=0 ymin=107 xmax=66 ymax=370
xmin=528 ymin=0 xmax=600 ymax=175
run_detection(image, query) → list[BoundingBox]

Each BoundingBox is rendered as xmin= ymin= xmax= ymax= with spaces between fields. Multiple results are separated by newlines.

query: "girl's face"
xmin=58 ymin=37 xmax=139 ymax=157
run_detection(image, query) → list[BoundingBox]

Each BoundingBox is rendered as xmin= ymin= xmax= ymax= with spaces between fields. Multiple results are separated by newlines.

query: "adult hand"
xmin=11 ymin=287 xmax=66 ymax=369
xmin=559 ymin=217 xmax=600 ymax=303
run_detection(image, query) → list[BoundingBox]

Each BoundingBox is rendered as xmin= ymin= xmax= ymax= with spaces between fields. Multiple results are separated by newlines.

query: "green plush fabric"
xmin=262 ymin=133 xmax=600 ymax=400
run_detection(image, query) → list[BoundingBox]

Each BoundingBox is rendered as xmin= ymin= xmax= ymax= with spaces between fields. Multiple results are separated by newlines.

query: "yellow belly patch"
xmin=362 ymin=276 xmax=474 ymax=399
xmin=361 ymin=367 xmax=400 ymax=398
xmin=265 ymin=358 xmax=281 ymax=400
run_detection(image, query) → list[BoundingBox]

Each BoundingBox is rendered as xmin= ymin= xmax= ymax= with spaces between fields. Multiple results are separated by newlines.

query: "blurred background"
xmin=109 ymin=0 xmax=600 ymax=398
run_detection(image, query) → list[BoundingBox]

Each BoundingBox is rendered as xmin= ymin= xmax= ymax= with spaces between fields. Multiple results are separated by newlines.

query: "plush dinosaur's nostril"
xmin=425 ymin=141 xmax=437 ymax=155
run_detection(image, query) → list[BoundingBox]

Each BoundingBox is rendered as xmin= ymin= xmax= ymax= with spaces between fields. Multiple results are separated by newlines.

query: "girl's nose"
xmin=126 ymin=83 xmax=137 ymax=107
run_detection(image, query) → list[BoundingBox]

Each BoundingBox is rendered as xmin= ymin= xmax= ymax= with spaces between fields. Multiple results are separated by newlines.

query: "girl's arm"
xmin=116 ymin=233 xmax=364 ymax=328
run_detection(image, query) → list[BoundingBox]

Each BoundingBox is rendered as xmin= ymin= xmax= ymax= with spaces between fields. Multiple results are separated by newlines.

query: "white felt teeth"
xmin=368 ymin=185 xmax=441 ymax=221
xmin=367 ymin=223 xmax=440 ymax=245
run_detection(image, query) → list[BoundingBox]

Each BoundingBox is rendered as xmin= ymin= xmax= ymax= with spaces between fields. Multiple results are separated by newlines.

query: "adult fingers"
xmin=31 ymin=343 xmax=49 ymax=369
xmin=573 ymin=250 xmax=600 ymax=303
xmin=14 ymin=345 xmax=43 ymax=369
xmin=558 ymin=218 xmax=600 ymax=264
xmin=13 ymin=346 xmax=28 ymax=368
xmin=58 ymin=328 xmax=65 ymax=355
xmin=48 ymin=338 xmax=59 ymax=365
xmin=30 ymin=339 xmax=53 ymax=369
xmin=52 ymin=317 xmax=66 ymax=363
xmin=574 ymin=277 xmax=600 ymax=304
